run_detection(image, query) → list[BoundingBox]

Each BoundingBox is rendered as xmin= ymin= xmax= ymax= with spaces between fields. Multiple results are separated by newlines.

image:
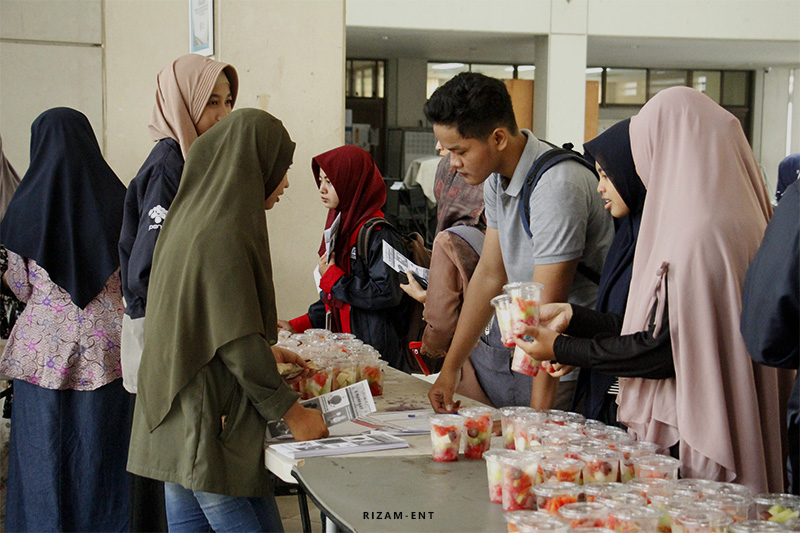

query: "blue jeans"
xmin=164 ymin=482 xmax=284 ymax=532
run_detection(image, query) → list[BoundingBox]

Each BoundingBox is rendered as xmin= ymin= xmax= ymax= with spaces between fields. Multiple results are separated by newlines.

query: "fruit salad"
xmin=500 ymin=452 xmax=541 ymax=511
xmin=541 ymin=457 xmax=585 ymax=484
xmin=754 ymin=493 xmax=800 ymax=523
xmin=430 ymin=415 xmax=463 ymax=462
xmin=533 ymin=482 xmax=582 ymax=515
xmin=580 ymin=449 xmax=622 ymax=484
xmin=459 ymin=407 xmax=493 ymax=459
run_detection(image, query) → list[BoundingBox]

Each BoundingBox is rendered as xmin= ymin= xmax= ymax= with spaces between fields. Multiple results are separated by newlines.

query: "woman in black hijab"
xmin=570 ymin=118 xmax=647 ymax=423
xmin=0 ymin=107 xmax=130 ymax=531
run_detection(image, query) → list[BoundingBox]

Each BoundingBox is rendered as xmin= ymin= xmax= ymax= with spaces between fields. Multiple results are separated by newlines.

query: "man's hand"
xmin=400 ymin=271 xmax=427 ymax=304
xmin=283 ymin=402 xmax=329 ymax=441
xmin=428 ymin=367 xmax=462 ymax=413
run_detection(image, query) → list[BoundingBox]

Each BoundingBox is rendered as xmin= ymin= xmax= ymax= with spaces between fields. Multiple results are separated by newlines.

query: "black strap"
xmin=356 ymin=217 xmax=396 ymax=262
xmin=518 ymin=141 xmax=601 ymax=284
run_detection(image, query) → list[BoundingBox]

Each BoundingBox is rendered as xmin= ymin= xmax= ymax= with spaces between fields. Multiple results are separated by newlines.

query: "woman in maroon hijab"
xmin=281 ymin=146 xmax=414 ymax=372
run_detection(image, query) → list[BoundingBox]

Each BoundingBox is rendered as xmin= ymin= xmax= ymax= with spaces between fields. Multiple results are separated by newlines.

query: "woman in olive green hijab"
xmin=127 ymin=108 xmax=328 ymax=531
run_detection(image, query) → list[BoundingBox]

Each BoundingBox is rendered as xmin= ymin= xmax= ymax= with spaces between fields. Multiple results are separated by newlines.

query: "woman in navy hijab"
xmin=571 ymin=119 xmax=647 ymax=423
xmin=0 ymin=107 xmax=130 ymax=531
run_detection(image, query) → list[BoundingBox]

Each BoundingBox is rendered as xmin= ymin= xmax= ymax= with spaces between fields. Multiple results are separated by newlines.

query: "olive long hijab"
xmin=137 ymin=108 xmax=295 ymax=431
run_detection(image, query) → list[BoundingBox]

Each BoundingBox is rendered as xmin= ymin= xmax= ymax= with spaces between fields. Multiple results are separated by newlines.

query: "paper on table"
xmin=354 ymin=409 xmax=434 ymax=435
xmin=269 ymin=431 xmax=409 ymax=460
xmin=382 ymin=240 xmax=429 ymax=282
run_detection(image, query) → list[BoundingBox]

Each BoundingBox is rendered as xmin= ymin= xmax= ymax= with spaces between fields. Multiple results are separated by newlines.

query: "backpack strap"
xmin=356 ymin=217 xmax=396 ymax=262
xmin=518 ymin=141 xmax=602 ymax=284
xmin=519 ymin=142 xmax=598 ymax=239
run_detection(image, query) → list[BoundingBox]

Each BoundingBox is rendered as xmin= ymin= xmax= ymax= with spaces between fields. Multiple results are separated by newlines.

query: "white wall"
xmin=2 ymin=0 xmax=345 ymax=319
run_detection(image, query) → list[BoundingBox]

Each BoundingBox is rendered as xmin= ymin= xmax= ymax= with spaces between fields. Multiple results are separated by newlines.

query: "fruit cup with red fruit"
xmin=540 ymin=456 xmax=585 ymax=484
xmin=501 ymin=406 xmax=539 ymax=450
xmin=607 ymin=504 xmax=662 ymax=532
xmin=504 ymin=511 xmax=570 ymax=533
xmin=504 ymin=281 xmax=544 ymax=329
xmin=460 ymin=407 xmax=495 ymax=459
xmin=533 ymin=482 xmax=583 ymax=515
xmin=616 ymin=441 xmax=660 ymax=483
xmin=491 ymin=294 xmax=515 ymax=347
xmin=558 ymin=502 xmax=611 ymax=529
xmin=579 ymin=449 xmax=622 ymax=484
xmin=512 ymin=412 xmax=548 ymax=452
xmin=484 ymin=449 xmax=513 ymax=504
xmin=673 ymin=508 xmax=734 ymax=533
xmin=430 ymin=414 xmax=464 ymax=462
xmin=703 ymin=493 xmax=754 ymax=523
xmin=358 ymin=359 xmax=386 ymax=396
xmin=500 ymin=451 xmax=542 ymax=511
xmin=632 ymin=454 xmax=681 ymax=480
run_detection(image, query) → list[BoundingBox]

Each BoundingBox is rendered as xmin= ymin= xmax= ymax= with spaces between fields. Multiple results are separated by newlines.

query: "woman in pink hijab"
xmin=515 ymin=87 xmax=787 ymax=494
xmin=118 ymin=53 xmax=238 ymax=531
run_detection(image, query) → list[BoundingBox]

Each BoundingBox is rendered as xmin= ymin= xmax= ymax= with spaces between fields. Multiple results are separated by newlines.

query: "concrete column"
xmin=387 ymin=57 xmax=428 ymax=128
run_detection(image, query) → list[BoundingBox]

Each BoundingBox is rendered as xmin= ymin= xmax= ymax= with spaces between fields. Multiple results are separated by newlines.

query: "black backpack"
xmin=517 ymin=141 xmax=602 ymax=285
xmin=355 ymin=217 xmax=435 ymax=374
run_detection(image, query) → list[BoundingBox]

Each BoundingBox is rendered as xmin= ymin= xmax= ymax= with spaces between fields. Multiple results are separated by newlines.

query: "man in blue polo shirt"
xmin=426 ymin=72 xmax=613 ymax=412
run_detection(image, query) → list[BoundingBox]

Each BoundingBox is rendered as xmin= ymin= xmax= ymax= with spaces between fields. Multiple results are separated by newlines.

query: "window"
xmin=692 ymin=71 xmax=722 ymax=102
xmin=649 ymin=70 xmax=688 ymax=99
xmin=605 ymin=68 xmax=647 ymax=104
xmin=346 ymin=60 xmax=385 ymax=98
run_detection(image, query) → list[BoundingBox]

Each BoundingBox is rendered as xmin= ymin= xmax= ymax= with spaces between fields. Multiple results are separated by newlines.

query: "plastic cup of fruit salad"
xmin=533 ymin=482 xmax=582 ymax=515
xmin=504 ymin=281 xmax=544 ymax=330
xmin=782 ymin=517 xmax=800 ymax=531
xmin=540 ymin=456 xmax=585 ymax=484
xmin=632 ymin=454 xmax=681 ymax=480
xmin=731 ymin=520 xmax=789 ymax=532
xmin=505 ymin=511 xmax=570 ymax=533
xmin=459 ymin=406 xmax=494 ymax=459
xmin=649 ymin=491 xmax=700 ymax=533
xmin=616 ymin=441 xmax=660 ymax=483
xmin=675 ymin=478 xmax=722 ymax=498
xmin=594 ymin=492 xmax=648 ymax=511
xmin=358 ymin=358 xmax=385 ymax=396
xmin=510 ymin=345 xmax=542 ymax=377
xmin=491 ymin=294 xmax=516 ymax=347
xmin=429 ymin=414 xmax=463 ymax=462
xmin=753 ymin=493 xmax=800 ymax=523
xmin=484 ymin=449 xmax=514 ymax=504
xmin=673 ymin=508 xmax=734 ymax=533
xmin=511 ymin=412 xmax=548 ymax=452
xmin=557 ymin=501 xmax=610 ymax=529
xmin=579 ymin=448 xmax=622 ymax=484
xmin=607 ymin=504 xmax=662 ymax=532
xmin=499 ymin=451 xmax=543 ymax=511
xmin=627 ymin=477 xmax=677 ymax=503
xmin=703 ymin=493 xmax=754 ymax=522
xmin=501 ymin=406 xmax=540 ymax=450
xmin=583 ymin=481 xmax=629 ymax=503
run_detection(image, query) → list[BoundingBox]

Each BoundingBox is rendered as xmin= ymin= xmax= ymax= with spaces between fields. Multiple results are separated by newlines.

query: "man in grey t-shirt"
xmin=425 ymin=72 xmax=613 ymax=412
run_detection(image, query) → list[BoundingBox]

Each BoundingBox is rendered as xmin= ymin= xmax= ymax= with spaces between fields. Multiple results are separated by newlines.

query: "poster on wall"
xmin=189 ymin=0 xmax=213 ymax=57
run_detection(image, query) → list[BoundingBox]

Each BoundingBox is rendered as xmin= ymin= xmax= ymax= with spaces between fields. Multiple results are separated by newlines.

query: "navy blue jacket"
xmin=741 ymin=179 xmax=799 ymax=494
xmin=119 ymin=138 xmax=183 ymax=319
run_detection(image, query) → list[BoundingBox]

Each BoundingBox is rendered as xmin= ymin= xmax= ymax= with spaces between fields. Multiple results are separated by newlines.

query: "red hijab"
xmin=313 ymin=146 xmax=386 ymax=269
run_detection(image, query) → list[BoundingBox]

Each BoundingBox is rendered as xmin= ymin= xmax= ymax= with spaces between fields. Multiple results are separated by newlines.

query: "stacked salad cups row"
xmin=486 ymin=407 xmax=800 ymax=532
xmin=276 ymin=328 xmax=386 ymax=398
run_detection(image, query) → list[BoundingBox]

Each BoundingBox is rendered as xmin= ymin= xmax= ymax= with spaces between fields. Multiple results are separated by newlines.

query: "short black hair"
xmin=424 ymin=72 xmax=518 ymax=140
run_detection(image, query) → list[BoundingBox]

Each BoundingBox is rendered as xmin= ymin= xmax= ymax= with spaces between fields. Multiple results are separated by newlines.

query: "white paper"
xmin=323 ymin=212 xmax=341 ymax=262
xmin=381 ymin=240 xmax=429 ymax=282
xmin=269 ymin=431 xmax=409 ymax=460
xmin=354 ymin=409 xmax=434 ymax=435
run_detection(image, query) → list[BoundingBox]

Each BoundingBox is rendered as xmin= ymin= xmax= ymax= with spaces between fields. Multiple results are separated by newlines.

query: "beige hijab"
xmin=148 ymin=54 xmax=239 ymax=158
xmin=619 ymin=87 xmax=784 ymax=494
xmin=0 ymin=134 xmax=21 ymax=222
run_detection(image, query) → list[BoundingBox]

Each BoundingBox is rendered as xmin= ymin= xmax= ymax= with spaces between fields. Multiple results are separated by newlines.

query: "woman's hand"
xmin=277 ymin=319 xmax=295 ymax=334
xmin=283 ymin=402 xmax=329 ymax=441
xmin=513 ymin=323 xmax=559 ymax=361
xmin=318 ymin=254 xmax=334 ymax=276
xmin=541 ymin=361 xmax=576 ymax=378
xmin=271 ymin=345 xmax=315 ymax=384
xmin=400 ymin=271 xmax=427 ymax=304
xmin=538 ymin=303 xmax=573 ymax=333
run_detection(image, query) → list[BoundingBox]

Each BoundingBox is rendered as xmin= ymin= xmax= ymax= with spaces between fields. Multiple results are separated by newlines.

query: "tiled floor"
xmin=276 ymin=492 xmax=324 ymax=533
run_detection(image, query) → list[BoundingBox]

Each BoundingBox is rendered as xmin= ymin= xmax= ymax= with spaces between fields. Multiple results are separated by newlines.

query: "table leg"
xmin=296 ymin=486 xmax=312 ymax=533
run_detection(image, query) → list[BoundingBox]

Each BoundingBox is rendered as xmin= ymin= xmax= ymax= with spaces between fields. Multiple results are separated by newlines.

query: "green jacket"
xmin=127 ymin=333 xmax=299 ymax=497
